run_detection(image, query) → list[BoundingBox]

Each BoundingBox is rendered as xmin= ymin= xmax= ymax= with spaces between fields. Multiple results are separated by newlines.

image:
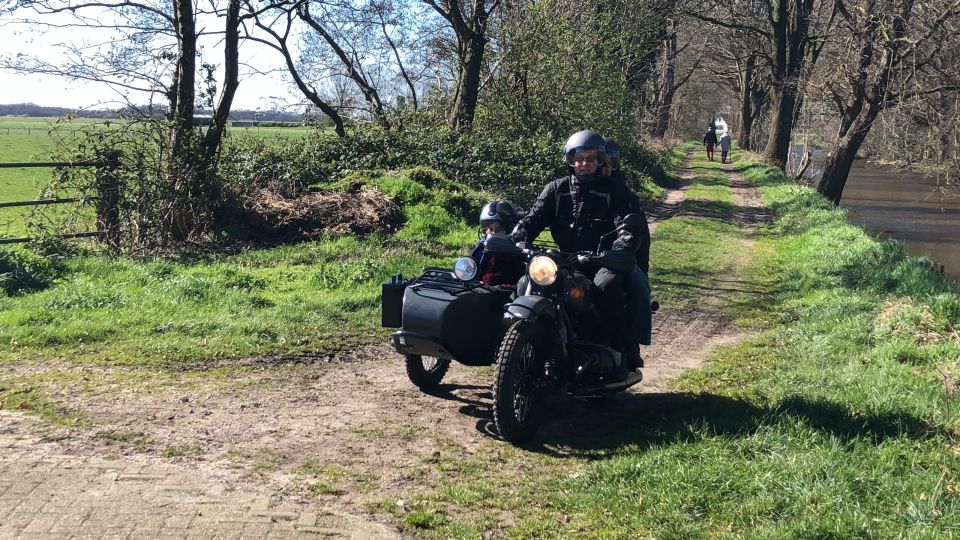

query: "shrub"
xmin=0 ymin=246 xmax=65 ymax=296
xmin=217 ymin=121 xmax=668 ymax=211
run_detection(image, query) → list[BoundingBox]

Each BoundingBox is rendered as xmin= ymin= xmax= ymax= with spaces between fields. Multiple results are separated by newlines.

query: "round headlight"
xmin=453 ymin=257 xmax=478 ymax=281
xmin=528 ymin=256 xmax=558 ymax=286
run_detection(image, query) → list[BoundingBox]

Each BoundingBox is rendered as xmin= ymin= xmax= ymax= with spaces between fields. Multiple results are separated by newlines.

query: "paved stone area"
xmin=0 ymin=413 xmax=400 ymax=539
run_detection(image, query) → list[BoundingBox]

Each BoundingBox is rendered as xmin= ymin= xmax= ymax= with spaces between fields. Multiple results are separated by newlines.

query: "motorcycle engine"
xmin=571 ymin=341 xmax=620 ymax=375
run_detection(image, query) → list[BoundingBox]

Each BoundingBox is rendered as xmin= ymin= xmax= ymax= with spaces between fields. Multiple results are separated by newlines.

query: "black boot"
xmin=622 ymin=343 xmax=643 ymax=370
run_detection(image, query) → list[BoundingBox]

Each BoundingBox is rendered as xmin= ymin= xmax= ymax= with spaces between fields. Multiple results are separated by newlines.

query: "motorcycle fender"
xmin=504 ymin=295 xmax=556 ymax=324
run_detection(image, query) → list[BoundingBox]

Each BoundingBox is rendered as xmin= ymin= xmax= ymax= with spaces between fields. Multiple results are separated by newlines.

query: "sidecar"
xmin=382 ymin=242 xmax=522 ymax=389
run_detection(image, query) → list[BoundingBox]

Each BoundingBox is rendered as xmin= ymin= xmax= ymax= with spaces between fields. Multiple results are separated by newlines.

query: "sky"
xmin=0 ymin=15 xmax=302 ymax=111
xmin=1 ymin=69 xmax=301 ymax=111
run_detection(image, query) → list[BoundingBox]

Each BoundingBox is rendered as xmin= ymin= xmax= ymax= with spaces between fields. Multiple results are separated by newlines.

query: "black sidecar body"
xmin=382 ymin=269 xmax=512 ymax=366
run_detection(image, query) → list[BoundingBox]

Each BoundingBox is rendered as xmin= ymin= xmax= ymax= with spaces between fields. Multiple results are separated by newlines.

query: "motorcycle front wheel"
xmin=405 ymin=354 xmax=450 ymax=390
xmin=493 ymin=321 xmax=547 ymax=444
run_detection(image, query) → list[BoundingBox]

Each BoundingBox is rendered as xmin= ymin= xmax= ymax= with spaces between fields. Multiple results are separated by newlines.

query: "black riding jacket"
xmin=514 ymin=172 xmax=651 ymax=274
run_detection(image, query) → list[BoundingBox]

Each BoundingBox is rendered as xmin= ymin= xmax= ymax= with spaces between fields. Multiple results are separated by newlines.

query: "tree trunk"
xmin=198 ymin=0 xmax=240 ymax=223
xmin=763 ymin=84 xmax=797 ymax=168
xmin=650 ymin=26 xmax=677 ymax=138
xmin=169 ymin=0 xmax=197 ymax=241
xmin=761 ymin=0 xmax=813 ymax=169
xmin=816 ymin=135 xmax=860 ymax=204
xmin=451 ymin=38 xmax=485 ymax=131
xmin=817 ymin=106 xmax=880 ymax=204
xmin=202 ymin=0 xmax=240 ymax=163
xmin=738 ymin=56 xmax=754 ymax=149
xmin=169 ymin=0 xmax=196 ymax=161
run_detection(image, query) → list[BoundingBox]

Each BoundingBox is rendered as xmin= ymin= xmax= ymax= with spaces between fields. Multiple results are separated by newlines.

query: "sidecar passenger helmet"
xmin=564 ymin=130 xmax=607 ymax=166
xmin=479 ymin=200 xmax=519 ymax=231
xmin=603 ymin=136 xmax=621 ymax=171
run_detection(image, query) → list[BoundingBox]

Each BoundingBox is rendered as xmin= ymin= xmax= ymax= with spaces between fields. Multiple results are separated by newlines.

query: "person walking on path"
xmin=719 ymin=131 xmax=733 ymax=164
xmin=703 ymin=124 xmax=718 ymax=162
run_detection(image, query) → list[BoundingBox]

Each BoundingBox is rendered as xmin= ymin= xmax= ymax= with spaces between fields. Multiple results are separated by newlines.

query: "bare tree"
xmin=1 ymin=0 xmax=254 ymax=240
xmin=422 ymin=0 xmax=501 ymax=131
xmin=691 ymin=0 xmax=835 ymax=167
xmin=248 ymin=0 xmax=432 ymax=133
xmin=1 ymin=1 xmax=177 ymax=104
xmin=245 ymin=1 xmax=347 ymax=136
xmin=815 ymin=0 xmax=960 ymax=203
xmin=649 ymin=17 xmax=710 ymax=138
xmin=373 ymin=0 xmax=421 ymax=110
xmin=297 ymin=0 xmax=391 ymax=127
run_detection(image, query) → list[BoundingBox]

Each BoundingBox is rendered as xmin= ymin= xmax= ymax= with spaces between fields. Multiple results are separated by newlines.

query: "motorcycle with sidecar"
xmin=381 ymin=219 xmax=654 ymax=443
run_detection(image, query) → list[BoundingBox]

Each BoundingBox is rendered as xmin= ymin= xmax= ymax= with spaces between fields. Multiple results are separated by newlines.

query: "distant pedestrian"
xmin=719 ymin=131 xmax=733 ymax=164
xmin=703 ymin=124 xmax=718 ymax=162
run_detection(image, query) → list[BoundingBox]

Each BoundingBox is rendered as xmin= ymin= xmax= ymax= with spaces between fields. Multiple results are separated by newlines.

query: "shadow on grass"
xmin=528 ymin=392 xmax=762 ymax=458
xmin=653 ymin=265 xmax=774 ymax=292
xmin=676 ymin=199 xmax=772 ymax=226
xmin=514 ymin=391 xmax=943 ymax=458
xmin=684 ymin=173 xmax=729 ymax=186
xmin=774 ymin=395 xmax=941 ymax=443
xmin=654 ymin=273 xmax=771 ymax=296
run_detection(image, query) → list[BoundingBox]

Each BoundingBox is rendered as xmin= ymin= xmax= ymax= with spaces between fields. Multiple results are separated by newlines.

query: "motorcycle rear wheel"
xmin=405 ymin=355 xmax=450 ymax=390
xmin=493 ymin=321 xmax=547 ymax=444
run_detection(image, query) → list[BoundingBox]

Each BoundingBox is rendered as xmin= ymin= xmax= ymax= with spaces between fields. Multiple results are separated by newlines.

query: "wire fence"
xmin=0 ymin=159 xmax=120 ymax=246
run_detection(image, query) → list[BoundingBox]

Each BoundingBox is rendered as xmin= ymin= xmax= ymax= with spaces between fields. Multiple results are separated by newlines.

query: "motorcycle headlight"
xmin=453 ymin=257 xmax=478 ymax=281
xmin=528 ymin=256 xmax=558 ymax=286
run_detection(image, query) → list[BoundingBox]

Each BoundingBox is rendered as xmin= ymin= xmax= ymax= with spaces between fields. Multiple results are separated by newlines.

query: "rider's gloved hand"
xmin=510 ymin=231 xmax=526 ymax=248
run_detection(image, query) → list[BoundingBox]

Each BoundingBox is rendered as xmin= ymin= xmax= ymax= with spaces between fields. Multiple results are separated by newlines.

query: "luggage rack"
xmin=410 ymin=267 xmax=486 ymax=296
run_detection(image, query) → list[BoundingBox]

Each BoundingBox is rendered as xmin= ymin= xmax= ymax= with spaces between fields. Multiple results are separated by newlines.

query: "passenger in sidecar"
xmin=469 ymin=200 xmax=526 ymax=287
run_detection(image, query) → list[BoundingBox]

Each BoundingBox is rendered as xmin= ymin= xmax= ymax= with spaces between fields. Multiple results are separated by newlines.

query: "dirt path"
xmin=0 ymin=151 xmax=769 ymax=538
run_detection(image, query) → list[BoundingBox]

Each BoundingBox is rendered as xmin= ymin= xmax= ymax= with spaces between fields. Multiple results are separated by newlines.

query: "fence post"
xmin=95 ymin=151 xmax=122 ymax=249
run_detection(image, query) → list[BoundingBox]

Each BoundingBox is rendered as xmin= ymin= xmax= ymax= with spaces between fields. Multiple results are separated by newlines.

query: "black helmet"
xmin=602 ymin=137 xmax=621 ymax=159
xmin=479 ymin=200 xmax=519 ymax=229
xmin=603 ymin=136 xmax=621 ymax=171
xmin=564 ymin=130 xmax=607 ymax=166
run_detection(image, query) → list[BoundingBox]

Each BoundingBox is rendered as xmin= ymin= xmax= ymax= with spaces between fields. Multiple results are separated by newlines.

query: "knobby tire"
xmin=492 ymin=321 xmax=546 ymax=444
xmin=405 ymin=355 xmax=450 ymax=390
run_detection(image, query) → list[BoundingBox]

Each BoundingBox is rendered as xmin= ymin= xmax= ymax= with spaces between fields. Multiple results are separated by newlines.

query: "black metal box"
xmin=381 ymin=274 xmax=408 ymax=328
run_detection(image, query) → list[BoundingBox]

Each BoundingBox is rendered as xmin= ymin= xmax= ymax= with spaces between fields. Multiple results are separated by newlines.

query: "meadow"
xmin=0 ymin=116 xmax=316 ymax=238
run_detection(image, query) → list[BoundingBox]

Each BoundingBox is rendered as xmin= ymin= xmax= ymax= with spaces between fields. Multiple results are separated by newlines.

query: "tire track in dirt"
xmin=636 ymin=154 xmax=770 ymax=392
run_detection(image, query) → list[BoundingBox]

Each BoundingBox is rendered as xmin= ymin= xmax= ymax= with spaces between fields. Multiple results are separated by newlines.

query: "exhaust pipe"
xmin=573 ymin=370 xmax=643 ymax=396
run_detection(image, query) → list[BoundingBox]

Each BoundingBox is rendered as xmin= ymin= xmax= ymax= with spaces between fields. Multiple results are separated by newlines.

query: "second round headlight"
xmin=453 ymin=256 xmax=478 ymax=281
xmin=528 ymin=256 xmax=558 ymax=286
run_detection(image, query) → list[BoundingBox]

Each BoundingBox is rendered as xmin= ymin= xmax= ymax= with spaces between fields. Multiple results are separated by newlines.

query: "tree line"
xmin=0 ymin=103 xmax=332 ymax=123
xmin=1 ymin=0 xmax=958 ymax=244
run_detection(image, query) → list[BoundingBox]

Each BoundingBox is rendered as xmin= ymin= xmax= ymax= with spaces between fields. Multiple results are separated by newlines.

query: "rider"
xmin=603 ymin=136 xmax=653 ymax=365
xmin=470 ymin=200 xmax=526 ymax=286
xmin=511 ymin=130 xmax=648 ymax=370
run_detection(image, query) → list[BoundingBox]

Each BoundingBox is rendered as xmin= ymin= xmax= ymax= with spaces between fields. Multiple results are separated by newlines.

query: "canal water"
xmin=840 ymin=163 xmax=959 ymax=282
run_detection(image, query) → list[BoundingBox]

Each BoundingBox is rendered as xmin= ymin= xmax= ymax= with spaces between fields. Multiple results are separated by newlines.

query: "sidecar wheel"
xmin=405 ymin=355 xmax=450 ymax=390
xmin=493 ymin=321 xmax=547 ymax=444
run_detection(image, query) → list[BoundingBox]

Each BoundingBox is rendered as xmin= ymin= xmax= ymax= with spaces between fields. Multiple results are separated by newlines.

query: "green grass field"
xmin=0 ymin=118 xmax=64 ymax=238
xmin=0 ymin=164 xmax=478 ymax=364
xmin=0 ymin=116 xmax=318 ymax=238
